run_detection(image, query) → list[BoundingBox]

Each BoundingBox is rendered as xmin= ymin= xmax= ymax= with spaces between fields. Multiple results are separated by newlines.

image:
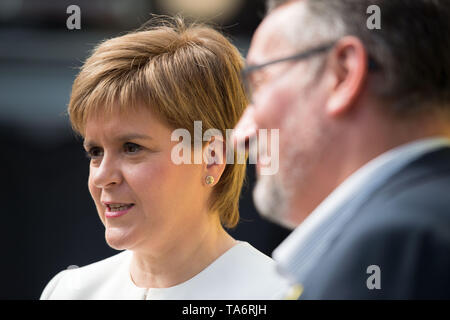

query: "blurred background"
xmin=0 ymin=0 xmax=290 ymax=299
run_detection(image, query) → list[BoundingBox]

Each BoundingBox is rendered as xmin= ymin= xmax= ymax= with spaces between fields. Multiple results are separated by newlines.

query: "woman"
xmin=40 ymin=16 xmax=288 ymax=299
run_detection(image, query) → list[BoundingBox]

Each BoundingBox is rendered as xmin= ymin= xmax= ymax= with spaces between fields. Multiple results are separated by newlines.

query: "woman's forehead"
xmin=83 ymin=108 xmax=169 ymax=140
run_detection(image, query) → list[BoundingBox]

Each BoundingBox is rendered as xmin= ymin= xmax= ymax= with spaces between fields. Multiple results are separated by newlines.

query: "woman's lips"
xmin=105 ymin=203 xmax=135 ymax=218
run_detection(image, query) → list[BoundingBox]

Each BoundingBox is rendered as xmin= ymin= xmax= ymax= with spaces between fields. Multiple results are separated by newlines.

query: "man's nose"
xmin=233 ymin=105 xmax=258 ymax=150
xmin=91 ymin=155 xmax=122 ymax=189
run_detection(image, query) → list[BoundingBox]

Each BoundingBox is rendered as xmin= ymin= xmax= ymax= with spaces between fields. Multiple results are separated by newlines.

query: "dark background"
xmin=0 ymin=0 xmax=290 ymax=299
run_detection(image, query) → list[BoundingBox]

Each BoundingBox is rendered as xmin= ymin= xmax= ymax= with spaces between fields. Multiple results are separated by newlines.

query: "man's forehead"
xmin=247 ymin=1 xmax=305 ymax=64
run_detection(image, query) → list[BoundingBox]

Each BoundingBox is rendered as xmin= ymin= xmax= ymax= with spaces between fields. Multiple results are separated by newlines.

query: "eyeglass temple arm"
xmin=243 ymin=43 xmax=380 ymax=76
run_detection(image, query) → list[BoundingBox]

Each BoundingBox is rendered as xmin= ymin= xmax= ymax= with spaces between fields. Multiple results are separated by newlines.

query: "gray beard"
xmin=253 ymin=173 xmax=296 ymax=230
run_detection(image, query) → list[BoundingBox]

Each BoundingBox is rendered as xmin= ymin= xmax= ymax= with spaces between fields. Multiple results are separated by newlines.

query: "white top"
xmin=273 ymin=137 xmax=450 ymax=285
xmin=40 ymin=241 xmax=289 ymax=300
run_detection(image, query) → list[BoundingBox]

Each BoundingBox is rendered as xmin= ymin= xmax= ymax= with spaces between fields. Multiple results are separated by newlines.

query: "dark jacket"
xmin=301 ymin=147 xmax=450 ymax=299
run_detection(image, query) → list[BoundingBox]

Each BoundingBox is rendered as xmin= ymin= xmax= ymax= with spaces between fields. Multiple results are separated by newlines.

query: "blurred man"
xmin=234 ymin=0 xmax=450 ymax=299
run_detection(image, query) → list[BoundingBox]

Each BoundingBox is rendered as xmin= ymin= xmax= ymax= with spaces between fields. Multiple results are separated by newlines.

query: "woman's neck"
xmin=129 ymin=214 xmax=237 ymax=289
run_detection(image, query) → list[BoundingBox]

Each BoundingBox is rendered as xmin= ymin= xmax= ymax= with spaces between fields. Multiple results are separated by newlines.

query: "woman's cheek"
xmin=127 ymin=160 xmax=168 ymax=194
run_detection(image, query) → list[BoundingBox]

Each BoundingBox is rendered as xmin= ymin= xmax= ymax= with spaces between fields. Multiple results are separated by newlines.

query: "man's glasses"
xmin=241 ymin=42 xmax=380 ymax=103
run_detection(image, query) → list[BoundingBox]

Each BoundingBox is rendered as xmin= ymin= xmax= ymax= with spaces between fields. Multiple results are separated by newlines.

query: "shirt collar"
xmin=273 ymin=136 xmax=450 ymax=284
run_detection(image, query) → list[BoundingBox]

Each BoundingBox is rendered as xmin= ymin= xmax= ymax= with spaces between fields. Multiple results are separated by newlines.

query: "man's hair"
xmin=68 ymin=16 xmax=248 ymax=228
xmin=267 ymin=0 xmax=450 ymax=115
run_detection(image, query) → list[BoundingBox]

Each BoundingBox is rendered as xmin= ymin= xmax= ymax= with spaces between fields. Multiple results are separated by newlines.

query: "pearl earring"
xmin=205 ymin=175 xmax=215 ymax=185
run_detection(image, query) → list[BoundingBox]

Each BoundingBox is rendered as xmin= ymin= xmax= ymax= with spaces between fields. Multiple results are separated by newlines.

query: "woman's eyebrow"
xmin=116 ymin=133 xmax=153 ymax=141
xmin=83 ymin=134 xmax=153 ymax=149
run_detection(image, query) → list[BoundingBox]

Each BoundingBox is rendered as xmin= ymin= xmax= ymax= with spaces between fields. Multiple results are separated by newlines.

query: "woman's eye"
xmin=124 ymin=142 xmax=142 ymax=154
xmin=85 ymin=147 xmax=103 ymax=159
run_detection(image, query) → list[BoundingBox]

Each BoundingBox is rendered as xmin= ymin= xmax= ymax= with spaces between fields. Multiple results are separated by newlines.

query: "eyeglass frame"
xmin=241 ymin=41 xmax=380 ymax=102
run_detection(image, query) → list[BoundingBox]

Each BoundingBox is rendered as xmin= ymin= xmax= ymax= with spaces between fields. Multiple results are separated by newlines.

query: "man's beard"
xmin=253 ymin=172 xmax=297 ymax=229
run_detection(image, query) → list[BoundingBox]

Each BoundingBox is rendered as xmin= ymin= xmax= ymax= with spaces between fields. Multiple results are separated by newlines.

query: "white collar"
xmin=124 ymin=241 xmax=265 ymax=299
xmin=273 ymin=136 xmax=450 ymax=284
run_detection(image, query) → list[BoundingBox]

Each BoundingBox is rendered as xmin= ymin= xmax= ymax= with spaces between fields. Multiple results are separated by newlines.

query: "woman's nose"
xmin=91 ymin=155 xmax=122 ymax=189
xmin=233 ymin=104 xmax=258 ymax=150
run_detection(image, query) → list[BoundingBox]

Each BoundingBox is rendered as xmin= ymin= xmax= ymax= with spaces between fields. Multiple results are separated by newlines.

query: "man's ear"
xmin=325 ymin=36 xmax=368 ymax=116
xmin=203 ymin=135 xmax=226 ymax=186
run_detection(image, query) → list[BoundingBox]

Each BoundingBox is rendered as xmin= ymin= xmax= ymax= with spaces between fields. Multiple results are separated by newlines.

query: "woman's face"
xmin=84 ymin=108 xmax=209 ymax=252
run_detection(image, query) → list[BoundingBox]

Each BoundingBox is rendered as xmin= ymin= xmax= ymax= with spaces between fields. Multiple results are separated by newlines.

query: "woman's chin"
xmin=104 ymin=226 xmax=136 ymax=250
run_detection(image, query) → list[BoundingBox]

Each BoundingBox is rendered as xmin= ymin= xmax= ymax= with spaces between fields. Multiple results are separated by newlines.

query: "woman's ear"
xmin=203 ymin=135 xmax=226 ymax=186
